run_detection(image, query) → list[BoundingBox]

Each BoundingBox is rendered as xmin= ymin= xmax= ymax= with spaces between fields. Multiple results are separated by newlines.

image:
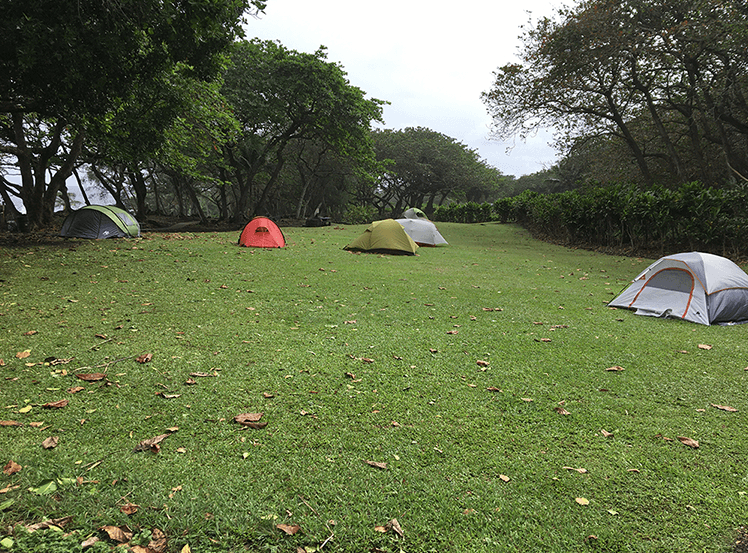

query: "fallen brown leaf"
xmin=554 ymin=407 xmax=571 ymax=415
xmin=67 ymin=386 xmax=85 ymax=394
xmin=499 ymin=474 xmax=510 ymax=482
xmin=0 ymin=484 xmax=20 ymax=493
xmin=120 ymin=502 xmax=139 ymax=515
xmin=600 ymin=429 xmax=613 ymax=438
xmin=486 ymin=387 xmax=502 ymax=392
xmin=41 ymin=436 xmax=59 ymax=449
xmin=100 ymin=525 xmax=132 ymax=543
xmin=133 ymin=433 xmax=171 ymax=452
xmin=387 ymin=518 xmax=404 ymax=537
xmin=276 ymin=523 xmax=300 ymax=535
xmin=364 ymin=460 xmax=387 ymax=470
xmin=563 ymin=466 xmax=588 ymax=474
xmin=606 ymin=365 xmax=625 ymax=371
xmin=678 ymin=436 xmax=699 ymax=448
xmin=26 ymin=516 xmax=73 ymax=532
xmin=698 ymin=344 xmax=713 ymax=350
xmin=3 ymin=460 xmax=21 ymax=475
xmin=76 ymin=373 xmax=106 ymax=382
xmin=234 ymin=413 xmax=263 ymax=425
xmin=136 ymin=353 xmax=153 ymax=363
xmin=149 ymin=528 xmax=167 ymax=553
xmin=16 ymin=350 xmax=31 ymax=359
xmin=0 ymin=421 xmax=22 ymax=427
xmin=710 ymin=403 xmax=737 ymax=412
xmin=476 ymin=360 xmax=490 ymax=367
xmin=43 ymin=399 xmax=68 ymax=409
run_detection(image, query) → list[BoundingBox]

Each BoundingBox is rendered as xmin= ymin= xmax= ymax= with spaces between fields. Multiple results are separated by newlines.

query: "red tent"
xmin=238 ymin=217 xmax=286 ymax=248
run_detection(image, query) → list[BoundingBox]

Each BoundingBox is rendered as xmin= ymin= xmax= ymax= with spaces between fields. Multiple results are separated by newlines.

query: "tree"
xmin=0 ymin=0 xmax=265 ymax=230
xmin=482 ymin=0 xmax=748 ymax=187
xmin=370 ymin=127 xmax=506 ymax=214
xmin=220 ymin=39 xmax=385 ymax=222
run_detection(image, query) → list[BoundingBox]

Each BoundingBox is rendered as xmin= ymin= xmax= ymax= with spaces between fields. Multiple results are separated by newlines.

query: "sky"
xmin=247 ymin=0 xmax=561 ymax=177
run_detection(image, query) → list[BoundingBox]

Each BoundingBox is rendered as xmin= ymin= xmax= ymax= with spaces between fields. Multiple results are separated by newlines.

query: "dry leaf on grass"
xmin=3 ymin=460 xmax=21 ymax=475
xmin=76 ymin=373 xmax=106 ymax=382
xmin=554 ymin=407 xmax=571 ymax=415
xmin=476 ymin=360 xmax=490 ymax=367
xmin=364 ymin=460 xmax=387 ymax=470
xmin=678 ymin=436 xmax=699 ymax=448
xmin=698 ymin=344 xmax=713 ymax=350
xmin=234 ymin=413 xmax=267 ymax=429
xmin=710 ymin=403 xmax=737 ymax=412
xmin=0 ymin=421 xmax=22 ymax=427
xmin=606 ymin=365 xmax=625 ymax=372
xmin=486 ymin=387 xmax=502 ymax=392
xmin=120 ymin=502 xmax=139 ymax=515
xmin=41 ymin=436 xmax=59 ymax=449
xmin=26 ymin=516 xmax=73 ymax=532
xmin=600 ymin=429 xmax=613 ymax=438
xmin=563 ymin=466 xmax=588 ymax=474
xmin=68 ymin=386 xmax=85 ymax=394
xmin=133 ymin=433 xmax=171 ymax=453
xmin=16 ymin=350 xmax=31 ymax=359
xmin=499 ymin=474 xmax=510 ymax=482
xmin=376 ymin=519 xmax=404 ymax=537
xmin=136 ymin=353 xmax=153 ymax=363
xmin=100 ymin=525 xmax=133 ymax=543
xmin=43 ymin=399 xmax=68 ymax=409
xmin=575 ymin=497 xmax=590 ymax=506
xmin=276 ymin=523 xmax=300 ymax=535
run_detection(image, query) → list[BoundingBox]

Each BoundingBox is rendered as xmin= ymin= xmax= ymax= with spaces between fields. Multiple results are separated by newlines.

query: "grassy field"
xmin=1 ymin=222 xmax=747 ymax=553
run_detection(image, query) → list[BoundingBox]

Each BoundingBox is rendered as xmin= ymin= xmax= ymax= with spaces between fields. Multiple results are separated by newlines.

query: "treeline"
xmin=433 ymin=181 xmax=748 ymax=257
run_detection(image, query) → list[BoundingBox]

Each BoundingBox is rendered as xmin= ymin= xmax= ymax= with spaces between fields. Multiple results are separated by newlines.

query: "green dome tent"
xmin=344 ymin=219 xmax=418 ymax=255
xmin=402 ymin=207 xmax=428 ymax=219
xmin=60 ymin=206 xmax=140 ymax=239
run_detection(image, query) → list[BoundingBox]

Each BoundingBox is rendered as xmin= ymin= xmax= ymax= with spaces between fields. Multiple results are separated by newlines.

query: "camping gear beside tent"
xmin=608 ymin=251 xmax=748 ymax=325
xmin=60 ymin=205 xmax=140 ymax=239
xmin=239 ymin=217 xmax=286 ymax=248
xmin=402 ymin=207 xmax=428 ymax=219
xmin=344 ymin=219 xmax=418 ymax=255
xmin=394 ymin=218 xmax=447 ymax=246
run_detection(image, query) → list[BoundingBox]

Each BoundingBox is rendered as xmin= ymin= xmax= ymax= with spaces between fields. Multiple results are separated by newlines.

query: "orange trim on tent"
xmin=629 ymin=267 xmax=695 ymax=318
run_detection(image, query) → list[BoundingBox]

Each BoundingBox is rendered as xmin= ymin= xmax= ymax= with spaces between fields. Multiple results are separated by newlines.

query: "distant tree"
xmin=371 ymin=127 xmax=506 ymax=215
xmin=482 ymin=0 xmax=748 ymax=187
xmin=0 ymin=0 xmax=265 ymax=230
xmin=220 ymin=39 xmax=385 ymax=222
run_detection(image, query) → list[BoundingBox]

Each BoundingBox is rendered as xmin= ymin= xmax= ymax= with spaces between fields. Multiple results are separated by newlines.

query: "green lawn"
xmin=1 ymin=222 xmax=747 ymax=553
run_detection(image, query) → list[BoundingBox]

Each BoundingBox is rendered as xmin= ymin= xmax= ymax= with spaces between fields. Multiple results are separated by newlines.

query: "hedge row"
xmin=432 ymin=182 xmax=748 ymax=257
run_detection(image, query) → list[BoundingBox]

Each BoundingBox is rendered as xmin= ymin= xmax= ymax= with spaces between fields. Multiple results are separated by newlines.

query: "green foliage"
xmin=495 ymin=181 xmax=748 ymax=256
xmin=341 ymin=204 xmax=377 ymax=224
xmin=432 ymin=201 xmax=493 ymax=223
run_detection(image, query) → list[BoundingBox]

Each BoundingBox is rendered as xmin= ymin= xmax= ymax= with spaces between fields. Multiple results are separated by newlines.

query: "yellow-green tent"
xmin=344 ymin=219 xmax=418 ymax=255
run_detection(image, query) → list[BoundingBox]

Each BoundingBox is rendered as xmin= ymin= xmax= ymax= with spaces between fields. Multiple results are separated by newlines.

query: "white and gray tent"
xmin=608 ymin=252 xmax=748 ymax=325
xmin=394 ymin=218 xmax=448 ymax=247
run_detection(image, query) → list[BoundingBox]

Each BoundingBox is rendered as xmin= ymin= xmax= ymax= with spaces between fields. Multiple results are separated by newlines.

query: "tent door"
xmin=629 ymin=268 xmax=695 ymax=319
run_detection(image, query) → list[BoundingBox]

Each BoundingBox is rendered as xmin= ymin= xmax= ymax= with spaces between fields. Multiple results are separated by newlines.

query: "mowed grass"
xmin=1 ymin=222 xmax=747 ymax=553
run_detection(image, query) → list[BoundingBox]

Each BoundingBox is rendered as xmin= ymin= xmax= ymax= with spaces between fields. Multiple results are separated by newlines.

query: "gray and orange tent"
xmin=608 ymin=252 xmax=748 ymax=325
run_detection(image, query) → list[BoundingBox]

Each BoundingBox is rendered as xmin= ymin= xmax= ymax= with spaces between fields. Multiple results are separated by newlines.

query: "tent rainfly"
xmin=608 ymin=251 xmax=748 ymax=325
xmin=238 ymin=217 xmax=286 ymax=248
xmin=344 ymin=219 xmax=418 ymax=255
xmin=60 ymin=205 xmax=140 ymax=239
xmin=394 ymin=218 xmax=447 ymax=246
xmin=402 ymin=207 xmax=428 ymax=219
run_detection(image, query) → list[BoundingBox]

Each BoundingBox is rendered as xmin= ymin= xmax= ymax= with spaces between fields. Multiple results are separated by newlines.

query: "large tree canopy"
xmin=482 ymin=0 xmax=748 ymax=187
xmin=220 ymin=39 xmax=385 ymax=221
xmin=0 ymin=0 xmax=265 ymax=229
xmin=370 ymin=127 xmax=506 ymax=214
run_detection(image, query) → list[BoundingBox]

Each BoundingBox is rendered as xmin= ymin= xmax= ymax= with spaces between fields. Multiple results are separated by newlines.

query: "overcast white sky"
xmin=247 ymin=0 xmax=562 ymax=177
